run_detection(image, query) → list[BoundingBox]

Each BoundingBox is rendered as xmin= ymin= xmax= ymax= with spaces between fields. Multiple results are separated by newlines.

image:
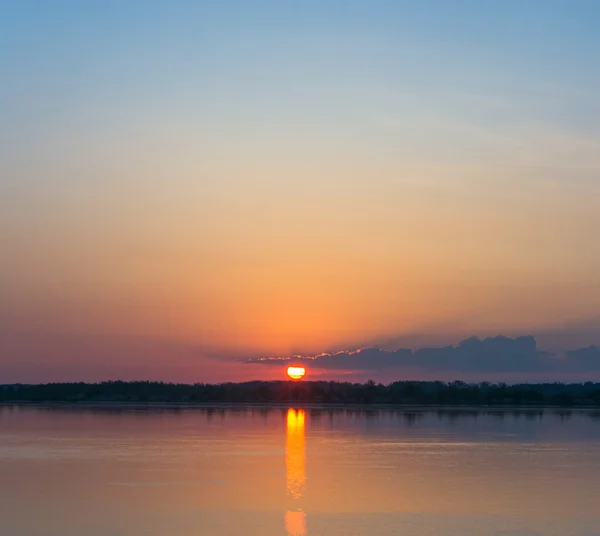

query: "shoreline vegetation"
xmin=3 ymin=380 xmax=600 ymax=407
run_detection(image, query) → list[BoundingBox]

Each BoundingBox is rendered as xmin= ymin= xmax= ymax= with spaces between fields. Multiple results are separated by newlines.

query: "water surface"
xmin=1 ymin=406 xmax=599 ymax=536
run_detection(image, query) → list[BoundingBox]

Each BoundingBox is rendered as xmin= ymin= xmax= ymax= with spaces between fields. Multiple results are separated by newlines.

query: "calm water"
xmin=1 ymin=406 xmax=600 ymax=536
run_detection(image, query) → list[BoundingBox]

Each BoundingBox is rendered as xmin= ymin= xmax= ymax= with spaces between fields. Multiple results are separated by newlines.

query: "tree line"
xmin=2 ymin=380 xmax=600 ymax=406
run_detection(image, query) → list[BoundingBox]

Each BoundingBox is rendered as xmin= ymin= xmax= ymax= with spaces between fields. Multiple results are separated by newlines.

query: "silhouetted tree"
xmin=3 ymin=380 xmax=600 ymax=406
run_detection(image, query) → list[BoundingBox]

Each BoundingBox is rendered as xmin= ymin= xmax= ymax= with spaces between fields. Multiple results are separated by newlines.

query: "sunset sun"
xmin=286 ymin=366 xmax=307 ymax=381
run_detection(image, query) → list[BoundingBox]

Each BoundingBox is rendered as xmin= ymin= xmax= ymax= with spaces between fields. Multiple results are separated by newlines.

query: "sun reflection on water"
xmin=285 ymin=408 xmax=306 ymax=536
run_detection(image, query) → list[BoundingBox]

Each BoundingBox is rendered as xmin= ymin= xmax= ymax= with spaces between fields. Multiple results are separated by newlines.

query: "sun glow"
xmin=286 ymin=366 xmax=306 ymax=380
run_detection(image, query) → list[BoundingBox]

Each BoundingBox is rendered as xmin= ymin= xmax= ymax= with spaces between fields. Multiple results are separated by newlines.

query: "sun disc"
xmin=286 ymin=366 xmax=306 ymax=380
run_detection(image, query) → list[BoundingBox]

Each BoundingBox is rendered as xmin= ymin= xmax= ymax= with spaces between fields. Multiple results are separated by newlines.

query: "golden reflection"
xmin=286 ymin=408 xmax=306 ymax=536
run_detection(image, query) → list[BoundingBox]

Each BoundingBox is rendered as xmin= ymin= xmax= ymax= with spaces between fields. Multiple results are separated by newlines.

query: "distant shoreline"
xmin=3 ymin=380 xmax=600 ymax=408
xmin=2 ymin=401 xmax=599 ymax=411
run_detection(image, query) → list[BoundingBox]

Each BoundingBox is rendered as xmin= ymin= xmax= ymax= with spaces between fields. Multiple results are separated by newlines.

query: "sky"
xmin=1 ymin=0 xmax=600 ymax=383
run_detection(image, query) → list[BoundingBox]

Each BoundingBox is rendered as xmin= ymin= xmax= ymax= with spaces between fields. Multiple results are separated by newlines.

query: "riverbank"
xmin=2 ymin=401 xmax=599 ymax=412
xmin=3 ymin=380 xmax=600 ymax=407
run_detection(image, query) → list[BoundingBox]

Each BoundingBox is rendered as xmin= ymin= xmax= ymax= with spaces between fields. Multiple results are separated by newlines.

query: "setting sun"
xmin=286 ymin=366 xmax=307 ymax=381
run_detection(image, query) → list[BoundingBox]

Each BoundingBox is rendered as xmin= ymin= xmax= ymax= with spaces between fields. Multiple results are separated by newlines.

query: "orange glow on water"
xmin=286 ymin=366 xmax=306 ymax=380
xmin=286 ymin=409 xmax=306 ymax=535
xmin=285 ymin=510 xmax=306 ymax=536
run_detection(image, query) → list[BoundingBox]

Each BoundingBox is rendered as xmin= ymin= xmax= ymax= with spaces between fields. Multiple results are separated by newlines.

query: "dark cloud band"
xmin=248 ymin=336 xmax=600 ymax=374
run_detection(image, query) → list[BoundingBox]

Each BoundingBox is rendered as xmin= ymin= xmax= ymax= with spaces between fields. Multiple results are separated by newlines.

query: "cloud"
xmin=247 ymin=335 xmax=560 ymax=373
xmin=413 ymin=336 xmax=544 ymax=373
xmin=565 ymin=346 xmax=600 ymax=371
